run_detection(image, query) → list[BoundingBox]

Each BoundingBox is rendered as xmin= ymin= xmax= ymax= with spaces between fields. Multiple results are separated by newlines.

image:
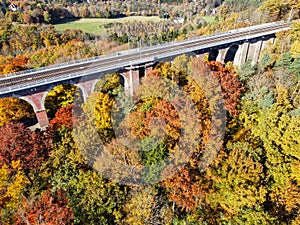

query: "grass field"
xmin=202 ymin=16 xmax=216 ymax=24
xmin=54 ymin=16 xmax=163 ymax=35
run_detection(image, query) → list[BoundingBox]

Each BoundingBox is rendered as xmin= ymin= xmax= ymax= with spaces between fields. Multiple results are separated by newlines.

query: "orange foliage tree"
xmin=207 ymin=61 xmax=244 ymax=117
xmin=0 ymin=123 xmax=52 ymax=182
xmin=49 ymin=104 xmax=79 ymax=131
xmin=0 ymin=56 xmax=28 ymax=75
xmin=14 ymin=190 xmax=73 ymax=225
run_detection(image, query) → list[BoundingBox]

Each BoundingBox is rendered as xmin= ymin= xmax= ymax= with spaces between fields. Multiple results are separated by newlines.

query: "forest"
xmin=0 ymin=0 xmax=300 ymax=224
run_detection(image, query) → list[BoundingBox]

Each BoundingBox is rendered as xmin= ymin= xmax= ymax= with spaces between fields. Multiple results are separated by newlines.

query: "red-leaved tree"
xmin=0 ymin=123 xmax=52 ymax=182
xmin=207 ymin=61 xmax=244 ymax=117
xmin=49 ymin=104 xmax=74 ymax=131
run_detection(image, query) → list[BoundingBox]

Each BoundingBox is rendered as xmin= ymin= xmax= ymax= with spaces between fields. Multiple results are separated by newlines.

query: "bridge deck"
xmin=0 ymin=21 xmax=291 ymax=97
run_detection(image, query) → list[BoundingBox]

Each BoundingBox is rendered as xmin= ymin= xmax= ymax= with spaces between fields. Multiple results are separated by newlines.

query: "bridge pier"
xmin=123 ymin=68 xmax=140 ymax=96
xmin=251 ymin=40 xmax=263 ymax=65
xmin=122 ymin=64 xmax=153 ymax=96
xmin=19 ymin=91 xmax=49 ymax=127
xmin=216 ymin=48 xmax=228 ymax=63
xmin=235 ymin=42 xmax=250 ymax=67
xmin=36 ymin=110 xmax=49 ymax=127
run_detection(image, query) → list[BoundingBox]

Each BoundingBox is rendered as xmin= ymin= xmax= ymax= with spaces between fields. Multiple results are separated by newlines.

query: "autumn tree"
xmin=14 ymin=190 xmax=73 ymax=225
xmin=123 ymin=186 xmax=173 ymax=225
xmin=42 ymin=128 xmax=127 ymax=225
xmin=0 ymin=123 xmax=52 ymax=183
xmin=0 ymin=161 xmax=28 ymax=225
xmin=0 ymin=98 xmax=35 ymax=127
xmin=291 ymin=21 xmax=300 ymax=57
xmin=49 ymin=104 xmax=74 ymax=131
xmin=203 ymin=142 xmax=266 ymax=222
xmin=0 ymin=56 xmax=28 ymax=75
xmin=239 ymin=85 xmax=300 ymax=223
xmin=45 ymin=84 xmax=81 ymax=117
xmin=260 ymin=0 xmax=300 ymax=21
xmin=163 ymin=167 xmax=207 ymax=212
xmin=207 ymin=61 xmax=244 ymax=117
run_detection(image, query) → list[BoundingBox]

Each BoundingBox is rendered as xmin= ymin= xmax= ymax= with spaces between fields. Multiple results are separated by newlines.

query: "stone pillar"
xmin=216 ymin=48 xmax=228 ymax=63
xmin=247 ymin=42 xmax=257 ymax=63
xmin=233 ymin=46 xmax=242 ymax=67
xmin=36 ymin=110 xmax=49 ymax=127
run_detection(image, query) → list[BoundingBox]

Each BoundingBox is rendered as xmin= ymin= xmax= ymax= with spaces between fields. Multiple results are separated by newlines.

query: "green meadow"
xmin=202 ymin=16 xmax=216 ymax=23
xmin=54 ymin=16 xmax=163 ymax=35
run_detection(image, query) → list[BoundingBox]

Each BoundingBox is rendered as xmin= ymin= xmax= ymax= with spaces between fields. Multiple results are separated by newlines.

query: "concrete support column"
xmin=247 ymin=42 xmax=257 ymax=63
xmin=123 ymin=69 xmax=140 ymax=96
xmin=216 ymin=48 xmax=228 ymax=63
xmin=252 ymin=40 xmax=263 ymax=65
xmin=233 ymin=46 xmax=242 ymax=67
xmin=237 ymin=42 xmax=250 ymax=67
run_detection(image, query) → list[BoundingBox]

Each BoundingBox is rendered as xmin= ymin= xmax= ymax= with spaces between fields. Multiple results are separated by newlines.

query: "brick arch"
xmin=16 ymin=92 xmax=49 ymax=127
xmin=76 ymin=79 xmax=99 ymax=101
xmin=0 ymin=95 xmax=37 ymax=125
xmin=17 ymin=95 xmax=41 ymax=113
xmin=42 ymin=81 xmax=85 ymax=108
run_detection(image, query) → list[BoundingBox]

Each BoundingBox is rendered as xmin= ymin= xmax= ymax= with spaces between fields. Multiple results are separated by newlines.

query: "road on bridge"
xmin=0 ymin=21 xmax=291 ymax=96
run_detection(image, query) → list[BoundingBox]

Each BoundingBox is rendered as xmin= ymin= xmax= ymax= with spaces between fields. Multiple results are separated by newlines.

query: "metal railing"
xmin=0 ymin=21 xmax=288 ymax=80
xmin=0 ymin=21 xmax=291 ymax=95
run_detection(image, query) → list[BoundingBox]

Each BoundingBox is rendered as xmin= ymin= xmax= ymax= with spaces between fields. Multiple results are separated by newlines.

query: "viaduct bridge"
xmin=0 ymin=21 xmax=291 ymax=127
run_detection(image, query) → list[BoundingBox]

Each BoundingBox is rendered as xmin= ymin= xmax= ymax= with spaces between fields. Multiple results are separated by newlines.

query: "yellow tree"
xmin=0 ymin=98 xmax=34 ymax=127
xmin=0 ymin=161 xmax=28 ymax=224
xmin=123 ymin=186 xmax=159 ymax=225
xmin=291 ymin=21 xmax=300 ymax=57
xmin=241 ymin=85 xmax=300 ymax=222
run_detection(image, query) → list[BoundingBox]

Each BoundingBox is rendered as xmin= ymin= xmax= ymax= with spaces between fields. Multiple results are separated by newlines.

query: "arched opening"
xmin=224 ymin=45 xmax=239 ymax=63
xmin=44 ymin=84 xmax=83 ymax=120
xmin=118 ymin=73 xmax=130 ymax=95
xmin=93 ymin=73 xmax=124 ymax=95
xmin=0 ymin=97 xmax=36 ymax=127
xmin=208 ymin=49 xmax=219 ymax=61
xmin=119 ymin=74 xmax=125 ymax=87
xmin=139 ymin=67 xmax=145 ymax=80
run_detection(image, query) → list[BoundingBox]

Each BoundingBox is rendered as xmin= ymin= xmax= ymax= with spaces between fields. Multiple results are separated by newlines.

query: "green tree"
xmin=43 ymin=129 xmax=127 ymax=225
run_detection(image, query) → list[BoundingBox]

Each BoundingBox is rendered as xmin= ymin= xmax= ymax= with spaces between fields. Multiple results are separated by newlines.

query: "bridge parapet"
xmin=0 ymin=22 xmax=291 ymax=127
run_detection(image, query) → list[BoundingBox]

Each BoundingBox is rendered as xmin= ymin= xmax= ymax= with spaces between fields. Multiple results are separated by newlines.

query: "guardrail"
xmin=0 ymin=21 xmax=291 ymax=96
xmin=0 ymin=21 xmax=289 ymax=80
